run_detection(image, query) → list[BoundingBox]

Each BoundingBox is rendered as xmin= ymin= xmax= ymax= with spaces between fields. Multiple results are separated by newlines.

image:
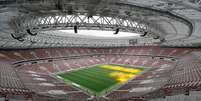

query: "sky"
xmin=59 ymin=30 xmax=140 ymax=38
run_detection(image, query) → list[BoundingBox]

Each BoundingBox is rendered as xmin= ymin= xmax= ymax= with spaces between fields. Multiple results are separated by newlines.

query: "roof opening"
xmin=59 ymin=30 xmax=140 ymax=38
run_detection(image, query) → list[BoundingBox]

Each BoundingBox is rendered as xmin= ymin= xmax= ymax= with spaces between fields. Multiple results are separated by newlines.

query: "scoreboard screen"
xmin=129 ymin=39 xmax=137 ymax=45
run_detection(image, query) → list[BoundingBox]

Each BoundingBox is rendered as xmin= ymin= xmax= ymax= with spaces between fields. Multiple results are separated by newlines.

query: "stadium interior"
xmin=0 ymin=0 xmax=201 ymax=101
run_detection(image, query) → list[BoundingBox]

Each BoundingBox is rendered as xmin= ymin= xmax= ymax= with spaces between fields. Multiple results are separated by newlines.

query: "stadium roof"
xmin=0 ymin=0 xmax=201 ymax=48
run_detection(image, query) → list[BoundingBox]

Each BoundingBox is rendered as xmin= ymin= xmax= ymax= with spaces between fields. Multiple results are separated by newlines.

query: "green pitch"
xmin=56 ymin=64 xmax=146 ymax=96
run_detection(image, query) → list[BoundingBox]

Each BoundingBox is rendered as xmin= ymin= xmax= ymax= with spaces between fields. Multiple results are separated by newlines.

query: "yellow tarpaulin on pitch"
xmin=100 ymin=65 xmax=143 ymax=83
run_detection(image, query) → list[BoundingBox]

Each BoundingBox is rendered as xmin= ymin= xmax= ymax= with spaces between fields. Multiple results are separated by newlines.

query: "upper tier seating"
xmin=0 ymin=47 xmax=198 ymax=62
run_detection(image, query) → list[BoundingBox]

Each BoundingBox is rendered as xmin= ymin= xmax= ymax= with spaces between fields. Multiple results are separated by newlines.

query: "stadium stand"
xmin=0 ymin=47 xmax=200 ymax=101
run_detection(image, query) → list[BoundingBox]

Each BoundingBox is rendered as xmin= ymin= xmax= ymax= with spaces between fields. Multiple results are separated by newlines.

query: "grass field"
xmin=56 ymin=64 xmax=146 ymax=96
